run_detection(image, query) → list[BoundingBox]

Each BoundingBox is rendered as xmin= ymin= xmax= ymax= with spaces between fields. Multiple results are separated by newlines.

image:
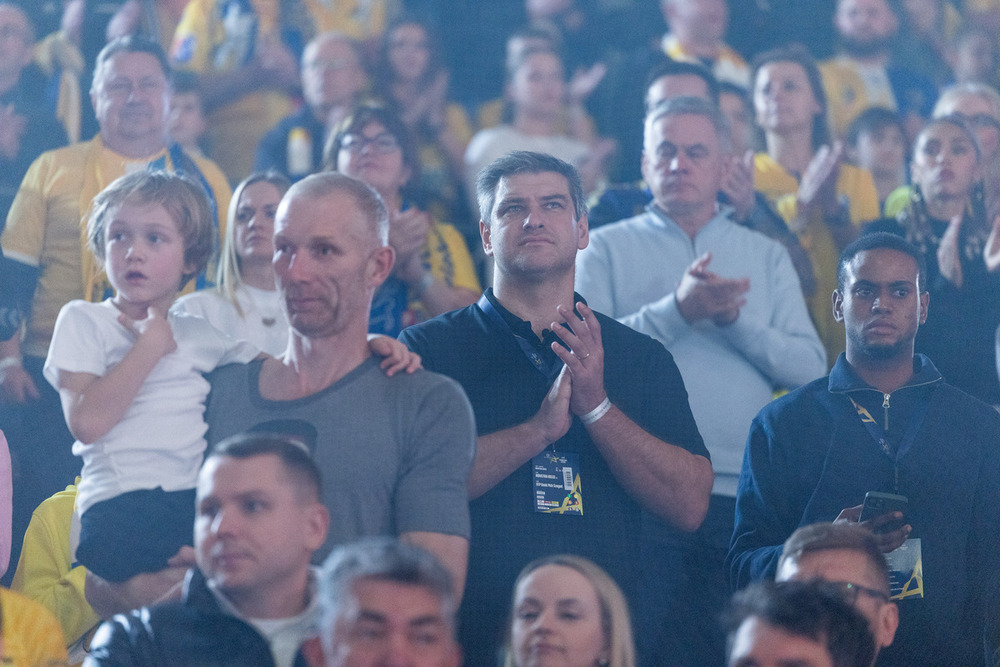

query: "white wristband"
xmin=0 ymin=357 xmax=22 ymax=371
xmin=581 ymin=397 xmax=612 ymax=425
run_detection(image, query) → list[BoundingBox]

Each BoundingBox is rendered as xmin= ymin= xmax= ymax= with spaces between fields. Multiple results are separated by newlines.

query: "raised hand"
xmin=529 ymin=364 xmax=573 ymax=445
xmin=723 ymin=150 xmax=756 ymax=222
xmin=984 ymin=214 xmax=1000 ymax=273
xmin=796 ymin=142 xmax=843 ymax=222
xmin=118 ymin=306 xmax=177 ymax=359
xmin=675 ymin=252 xmax=750 ymax=326
xmin=389 ymin=208 xmax=433 ymax=284
xmin=937 ymin=214 xmax=964 ymax=288
xmin=550 ymin=302 xmax=607 ymax=417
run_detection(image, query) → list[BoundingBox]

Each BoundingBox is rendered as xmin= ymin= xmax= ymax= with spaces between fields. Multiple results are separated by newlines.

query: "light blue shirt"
xmin=576 ymin=205 xmax=826 ymax=495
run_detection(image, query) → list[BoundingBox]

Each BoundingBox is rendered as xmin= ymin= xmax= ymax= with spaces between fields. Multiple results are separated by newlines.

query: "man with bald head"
xmin=256 ymin=32 xmax=368 ymax=180
xmin=203 ymin=172 xmax=475 ymax=595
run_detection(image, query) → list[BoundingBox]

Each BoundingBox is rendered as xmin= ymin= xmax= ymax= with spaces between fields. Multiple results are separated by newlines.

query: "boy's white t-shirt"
xmin=44 ymin=299 xmax=260 ymax=515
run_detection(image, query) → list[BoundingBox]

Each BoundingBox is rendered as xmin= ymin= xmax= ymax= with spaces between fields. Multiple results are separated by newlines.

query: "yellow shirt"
xmin=171 ymin=0 xmax=295 ymax=181
xmin=0 ymin=587 xmax=68 ymax=665
xmin=11 ymin=481 xmax=98 ymax=649
xmin=1 ymin=136 xmax=232 ymax=358
xmin=302 ymin=0 xmax=394 ymax=39
xmin=662 ymin=33 xmax=751 ymax=87
xmin=754 ymin=152 xmax=879 ymax=364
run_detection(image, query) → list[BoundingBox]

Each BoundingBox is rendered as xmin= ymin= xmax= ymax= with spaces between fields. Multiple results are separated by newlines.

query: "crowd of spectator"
xmin=1 ymin=0 xmax=1000 ymax=664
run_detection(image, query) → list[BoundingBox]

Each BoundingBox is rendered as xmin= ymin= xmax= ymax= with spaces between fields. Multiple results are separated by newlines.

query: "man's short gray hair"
xmin=285 ymin=172 xmax=389 ymax=246
xmin=318 ymin=538 xmax=456 ymax=652
xmin=475 ymin=150 xmax=587 ymax=224
xmin=645 ymin=95 xmax=732 ymax=153
xmin=92 ymin=35 xmax=172 ymax=94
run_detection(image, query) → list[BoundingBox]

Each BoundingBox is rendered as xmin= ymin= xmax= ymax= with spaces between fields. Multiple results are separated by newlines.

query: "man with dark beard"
xmin=728 ymin=232 xmax=1000 ymax=666
xmin=819 ymin=0 xmax=937 ymax=138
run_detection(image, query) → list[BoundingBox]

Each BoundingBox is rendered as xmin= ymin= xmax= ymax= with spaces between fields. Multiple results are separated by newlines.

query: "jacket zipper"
xmin=882 ymin=393 xmax=890 ymax=432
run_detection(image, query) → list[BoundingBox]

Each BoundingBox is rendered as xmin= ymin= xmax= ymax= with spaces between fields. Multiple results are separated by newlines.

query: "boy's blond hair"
xmin=86 ymin=170 xmax=216 ymax=288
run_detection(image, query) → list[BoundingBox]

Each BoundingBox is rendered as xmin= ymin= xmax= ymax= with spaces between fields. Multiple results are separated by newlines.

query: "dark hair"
xmin=752 ymin=45 xmax=831 ymax=149
xmin=319 ymin=537 xmax=456 ymax=654
xmin=725 ymin=581 xmax=877 ymax=667
xmin=506 ymin=44 xmax=563 ymax=83
xmin=476 ymin=150 xmax=586 ymax=223
xmin=837 ymin=231 xmax=927 ymax=292
xmin=93 ymin=35 xmax=172 ymax=93
xmin=322 ymin=103 xmax=422 ymax=195
xmin=506 ymin=25 xmax=562 ymax=69
xmin=171 ymin=69 xmax=200 ymax=97
xmin=645 ymin=59 xmax=721 ymax=107
xmin=778 ymin=522 xmax=890 ymax=592
xmin=719 ymin=81 xmax=750 ymax=109
xmin=207 ymin=432 xmax=323 ymax=503
xmin=86 ymin=170 xmax=215 ymax=288
xmin=845 ymin=106 xmax=905 ymax=149
xmin=375 ymin=15 xmax=443 ymax=90
xmin=917 ymin=113 xmax=982 ymax=163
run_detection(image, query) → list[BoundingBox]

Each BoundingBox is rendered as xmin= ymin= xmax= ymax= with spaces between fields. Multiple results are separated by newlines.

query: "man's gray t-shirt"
xmin=204 ymin=356 xmax=476 ymax=558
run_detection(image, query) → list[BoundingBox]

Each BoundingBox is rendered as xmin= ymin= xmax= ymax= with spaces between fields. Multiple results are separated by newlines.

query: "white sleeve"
xmin=43 ymin=302 xmax=110 ymax=387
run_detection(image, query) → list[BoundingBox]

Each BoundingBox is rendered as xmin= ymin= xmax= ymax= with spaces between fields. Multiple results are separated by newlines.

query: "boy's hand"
xmin=367 ymin=334 xmax=422 ymax=376
xmin=119 ymin=307 xmax=177 ymax=359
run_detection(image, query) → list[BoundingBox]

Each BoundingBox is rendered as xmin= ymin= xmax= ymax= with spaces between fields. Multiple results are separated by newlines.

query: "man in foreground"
xmin=87 ymin=433 xmax=329 ymax=664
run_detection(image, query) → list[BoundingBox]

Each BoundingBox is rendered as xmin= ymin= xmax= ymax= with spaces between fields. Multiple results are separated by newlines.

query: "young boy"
xmin=168 ymin=71 xmax=208 ymax=157
xmin=845 ymin=107 xmax=908 ymax=210
xmin=43 ymin=171 xmax=259 ymax=588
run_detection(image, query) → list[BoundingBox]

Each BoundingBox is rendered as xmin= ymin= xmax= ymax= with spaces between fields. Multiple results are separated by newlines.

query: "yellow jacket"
xmin=754 ymin=153 xmax=879 ymax=364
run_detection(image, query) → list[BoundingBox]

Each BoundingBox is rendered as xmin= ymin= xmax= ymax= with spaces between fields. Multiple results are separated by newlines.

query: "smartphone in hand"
xmin=858 ymin=491 xmax=908 ymax=534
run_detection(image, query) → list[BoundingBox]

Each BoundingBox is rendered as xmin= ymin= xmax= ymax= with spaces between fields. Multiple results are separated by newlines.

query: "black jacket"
xmin=84 ymin=568 xmax=309 ymax=666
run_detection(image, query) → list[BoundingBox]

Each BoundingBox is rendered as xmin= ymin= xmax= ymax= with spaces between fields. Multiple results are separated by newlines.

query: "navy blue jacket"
xmin=728 ymin=354 xmax=1000 ymax=666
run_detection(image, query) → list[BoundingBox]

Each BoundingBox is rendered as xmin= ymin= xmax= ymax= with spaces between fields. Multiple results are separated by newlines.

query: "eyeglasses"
xmin=339 ymin=133 xmax=400 ymax=155
xmin=819 ymin=580 xmax=891 ymax=605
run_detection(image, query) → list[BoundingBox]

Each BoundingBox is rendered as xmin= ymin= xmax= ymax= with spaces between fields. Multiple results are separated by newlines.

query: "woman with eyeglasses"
xmin=751 ymin=45 xmax=880 ymax=365
xmin=866 ymin=116 xmax=1000 ymax=404
xmin=324 ymin=105 xmax=480 ymax=337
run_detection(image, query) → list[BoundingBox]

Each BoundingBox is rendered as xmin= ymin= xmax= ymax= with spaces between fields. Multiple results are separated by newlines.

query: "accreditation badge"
xmin=887 ymin=538 xmax=923 ymax=600
xmin=532 ymin=451 xmax=583 ymax=515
